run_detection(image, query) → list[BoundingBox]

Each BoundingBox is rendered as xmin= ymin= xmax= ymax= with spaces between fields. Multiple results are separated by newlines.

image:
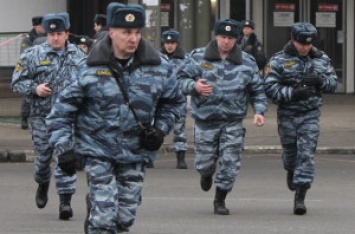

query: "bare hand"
xmin=36 ymin=83 xmax=52 ymax=97
xmin=195 ymin=78 xmax=213 ymax=96
xmin=253 ymin=114 xmax=265 ymax=126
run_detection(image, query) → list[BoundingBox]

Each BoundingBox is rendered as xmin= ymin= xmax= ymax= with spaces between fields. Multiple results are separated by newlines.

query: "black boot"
xmin=59 ymin=194 xmax=73 ymax=220
xmin=21 ymin=117 xmax=28 ymax=130
xmin=294 ymin=186 xmax=308 ymax=215
xmin=147 ymin=162 xmax=155 ymax=168
xmin=213 ymin=188 xmax=230 ymax=215
xmin=84 ymin=193 xmax=90 ymax=234
xmin=287 ymin=170 xmax=296 ymax=191
xmin=200 ymin=175 xmax=213 ymax=192
xmin=36 ymin=181 xmax=49 ymax=209
xmin=176 ymin=151 xmax=187 ymax=169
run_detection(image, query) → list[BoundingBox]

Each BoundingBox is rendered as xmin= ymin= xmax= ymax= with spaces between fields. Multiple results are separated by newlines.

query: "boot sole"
xmin=59 ymin=209 xmax=73 ymax=220
xmin=294 ymin=208 xmax=307 ymax=215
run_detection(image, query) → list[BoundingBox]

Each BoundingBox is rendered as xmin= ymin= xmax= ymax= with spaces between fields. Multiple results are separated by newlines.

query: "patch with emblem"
xmin=200 ymin=63 xmax=214 ymax=70
xmin=96 ymin=70 xmax=112 ymax=76
xmin=15 ymin=60 xmax=22 ymax=72
xmin=39 ymin=60 xmax=52 ymax=66
xmin=125 ymin=14 xmax=135 ymax=22
xmin=264 ymin=63 xmax=271 ymax=75
xmin=283 ymin=61 xmax=296 ymax=68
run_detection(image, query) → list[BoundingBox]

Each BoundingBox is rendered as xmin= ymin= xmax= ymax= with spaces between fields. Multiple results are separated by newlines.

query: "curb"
xmin=2 ymin=146 xmax=355 ymax=163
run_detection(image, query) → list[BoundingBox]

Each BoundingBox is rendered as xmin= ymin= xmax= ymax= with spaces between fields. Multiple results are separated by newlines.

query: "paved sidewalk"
xmin=1 ymin=93 xmax=355 ymax=162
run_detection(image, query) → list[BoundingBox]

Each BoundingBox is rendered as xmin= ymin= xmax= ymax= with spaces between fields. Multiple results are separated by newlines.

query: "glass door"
xmin=264 ymin=0 xmax=345 ymax=92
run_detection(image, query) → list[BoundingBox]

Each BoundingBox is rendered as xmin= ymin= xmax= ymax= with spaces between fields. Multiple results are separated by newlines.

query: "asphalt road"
xmin=0 ymin=153 xmax=354 ymax=234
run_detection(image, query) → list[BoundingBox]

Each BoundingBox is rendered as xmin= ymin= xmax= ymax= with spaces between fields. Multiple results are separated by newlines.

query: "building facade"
xmin=0 ymin=0 xmax=353 ymax=93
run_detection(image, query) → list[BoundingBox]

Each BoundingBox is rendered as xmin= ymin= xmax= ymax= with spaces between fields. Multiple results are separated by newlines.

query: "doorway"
xmin=264 ymin=0 xmax=345 ymax=92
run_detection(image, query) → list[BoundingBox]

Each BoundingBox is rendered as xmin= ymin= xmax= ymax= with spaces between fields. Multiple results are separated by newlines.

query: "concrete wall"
xmin=0 ymin=0 xmax=66 ymax=32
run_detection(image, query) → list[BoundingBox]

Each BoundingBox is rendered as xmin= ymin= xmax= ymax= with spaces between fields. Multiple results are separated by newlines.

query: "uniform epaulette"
xmin=190 ymin=47 xmax=204 ymax=55
xmin=160 ymin=54 xmax=169 ymax=62
xmin=242 ymin=51 xmax=256 ymax=61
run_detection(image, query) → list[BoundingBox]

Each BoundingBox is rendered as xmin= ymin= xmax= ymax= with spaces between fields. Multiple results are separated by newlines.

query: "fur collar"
xmin=160 ymin=46 xmax=186 ymax=59
xmin=87 ymin=34 xmax=161 ymax=67
xmin=204 ymin=39 xmax=243 ymax=65
xmin=283 ymin=40 xmax=323 ymax=59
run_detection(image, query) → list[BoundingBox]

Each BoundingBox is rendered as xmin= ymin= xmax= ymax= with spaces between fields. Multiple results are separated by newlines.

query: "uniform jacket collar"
xmin=160 ymin=46 xmax=186 ymax=59
xmin=203 ymin=39 xmax=243 ymax=65
xmin=86 ymin=34 xmax=161 ymax=67
xmin=283 ymin=40 xmax=323 ymax=59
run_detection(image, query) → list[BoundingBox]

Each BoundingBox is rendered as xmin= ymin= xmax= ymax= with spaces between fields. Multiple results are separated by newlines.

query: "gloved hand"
xmin=302 ymin=74 xmax=323 ymax=87
xmin=292 ymin=86 xmax=315 ymax=101
xmin=140 ymin=126 xmax=164 ymax=151
xmin=58 ymin=149 xmax=77 ymax=176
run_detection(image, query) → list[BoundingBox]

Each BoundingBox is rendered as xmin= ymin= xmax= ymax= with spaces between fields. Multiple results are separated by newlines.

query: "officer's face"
xmin=242 ymin=27 xmax=253 ymax=37
xmin=34 ymin=25 xmax=45 ymax=36
xmin=215 ymin=34 xmax=237 ymax=55
xmin=109 ymin=28 xmax=142 ymax=59
xmin=292 ymin=39 xmax=313 ymax=57
xmin=47 ymin=31 xmax=69 ymax=51
xmin=163 ymin=42 xmax=178 ymax=54
xmin=94 ymin=23 xmax=102 ymax=33
xmin=78 ymin=44 xmax=90 ymax=54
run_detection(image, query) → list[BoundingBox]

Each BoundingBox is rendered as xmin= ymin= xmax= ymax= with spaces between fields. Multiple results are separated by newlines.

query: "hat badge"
xmin=80 ymin=38 xmax=86 ymax=43
xmin=125 ymin=14 xmax=135 ymax=23
xmin=245 ymin=21 xmax=250 ymax=25
xmin=50 ymin=23 xmax=57 ymax=29
xmin=306 ymin=37 xmax=312 ymax=43
xmin=225 ymin=25 xmax=231 ymax=32
xmin=167 ymin=35 xmax=172 ymax=40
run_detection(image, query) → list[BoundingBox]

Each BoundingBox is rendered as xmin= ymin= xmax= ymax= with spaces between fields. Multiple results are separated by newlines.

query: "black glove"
xmin=292 ymin=86 xmax=315 ymax=101
xmin=302 ymin=74 xmax=323 ymax=87
xmin=140 ymin=126 xmax=164 ymax=151
xmin=58 ymin=149 xmax=77 ymax=176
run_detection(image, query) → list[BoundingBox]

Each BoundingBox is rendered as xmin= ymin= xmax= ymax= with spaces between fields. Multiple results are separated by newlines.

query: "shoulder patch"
xmin=96 ymin=70 xmax=112 ymax=76
xmin=39 ymin=60 xmax=52 ymax=66
xmin=283 ymin=60 xmax=296 ymax=68
xmin=200 ymin=63 xmax=214 ymax=70
xmin=264 ymin=63 xmax=271 ymax=75
xmin=15 ymin=60 xmax=22 ymax=72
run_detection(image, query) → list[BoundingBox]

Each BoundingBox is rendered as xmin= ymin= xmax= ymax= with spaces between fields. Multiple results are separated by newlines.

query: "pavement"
xmin=1 ymin=153 xmax=355 ymax=233
xmin=1 ymin=93 xmax=355 ymax=162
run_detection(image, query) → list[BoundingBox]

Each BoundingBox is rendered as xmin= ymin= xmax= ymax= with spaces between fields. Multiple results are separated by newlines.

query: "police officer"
xmin=74 ymin=35 xmax=92 ymax=54
xmin=158 ymin=30 xmax=189 ymax=169
xmin=12 ymin=12 xmax=86 ymax=220
xmin=264 ymin=22 xmax=337 ymax=215
xmin=177 ymin=19 xmax=267 ymax=215
xmin=238 ymin=20 xmax=267 ymax=73
xmin=19 ymin=16 xmax=47 ymax=129
xmin=46 ymin=3 xmax=184 ymax=233
xmin=93 ymin=13 xmax=107 ymax=42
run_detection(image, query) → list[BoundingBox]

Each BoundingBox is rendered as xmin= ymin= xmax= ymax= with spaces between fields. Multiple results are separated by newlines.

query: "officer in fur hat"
xmin=46 ymin=3 xmax=184 ymax=233
xmin=74 ymin=35 xmax=92 ymax=54
xmin=93 ymin=13 xmax=108 ymax=42
xmin=19 ymin=16 xmax=47 ymax=130
xmin=264 ymin=22 xmax=337 ymax=215
xmin=12 ymin=12 xmax=86 ymax=221
xmin=238 ymin=20 xmax=267 ymax=73
xmin=177 ymin=19 xmax=267 ymax=215
xmin=149 ymin=30 xmax=189 ymax=169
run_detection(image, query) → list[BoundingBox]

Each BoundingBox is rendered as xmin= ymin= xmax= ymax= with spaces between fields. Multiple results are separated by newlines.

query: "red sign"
xmin=161 ymin=4 xmax=171 ymax=11
xmin=275 ymin=3 xmax=296 ymax=11
xmin=318 ymin=4 xmax=338 ymax=12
